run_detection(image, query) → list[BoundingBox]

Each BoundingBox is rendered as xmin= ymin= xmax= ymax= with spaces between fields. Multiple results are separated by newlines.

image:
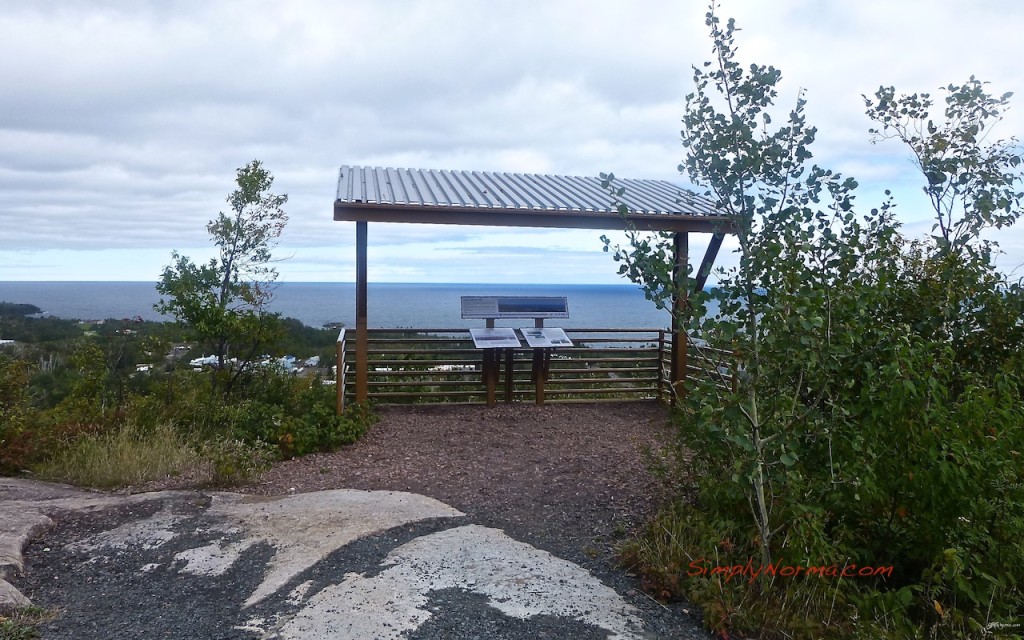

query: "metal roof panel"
xmin=336 ymin=165 xmax=724 ymax=218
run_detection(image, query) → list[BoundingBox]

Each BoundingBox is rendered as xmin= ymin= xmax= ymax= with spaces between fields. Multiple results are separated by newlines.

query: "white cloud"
xmin=0 ymin=0 xmax=1021 ymax=282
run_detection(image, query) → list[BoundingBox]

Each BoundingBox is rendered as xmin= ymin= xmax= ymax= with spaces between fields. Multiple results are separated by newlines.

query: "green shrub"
xmin=200 ymin=437 xmax=275 ymax=487
xmin=610 ymin=7 xmax=1024 ymax=638
xmin=2 ymin=307 xmax=372 ymax=486
xmin=129 ymin=369 xmax=377 ymax=460
xmin=0 ymin=356 xmax=38 ymax=474
xmin=274 ymin=382 xmax=375 ymax=457
xmin=620 ymin=501 xmax=864 ymax=638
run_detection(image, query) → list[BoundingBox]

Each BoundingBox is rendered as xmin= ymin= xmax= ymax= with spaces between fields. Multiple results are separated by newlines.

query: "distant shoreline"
xmin=0 ymin=281 xmax=678 ymax=330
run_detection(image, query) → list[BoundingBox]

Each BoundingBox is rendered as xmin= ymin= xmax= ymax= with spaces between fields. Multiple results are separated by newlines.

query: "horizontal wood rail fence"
xmin=335 ymin=328 xmax=735 ymax=409
xmin=335 ymin=328 xmax=347 ymax=414
xmin=664 ymin=334 xmax=737 ymax=396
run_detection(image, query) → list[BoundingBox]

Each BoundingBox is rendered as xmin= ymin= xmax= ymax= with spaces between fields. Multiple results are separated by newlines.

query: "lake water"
xmin=0 ymin=281 xmax=680 ymax=330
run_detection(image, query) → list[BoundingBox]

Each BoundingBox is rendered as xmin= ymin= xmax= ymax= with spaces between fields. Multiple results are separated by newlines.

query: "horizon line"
xmin=0 ymin=280 xmax=656 ymax=286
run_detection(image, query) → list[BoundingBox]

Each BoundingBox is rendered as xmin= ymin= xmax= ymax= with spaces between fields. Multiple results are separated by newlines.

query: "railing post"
xmin=657 ymin=329 xmax=666 ymax=403
xmin=342 ymin=329 xmax=350 ymax=413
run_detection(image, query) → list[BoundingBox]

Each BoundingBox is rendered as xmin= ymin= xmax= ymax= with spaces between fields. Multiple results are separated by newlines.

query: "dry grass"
xmin=34 ymin=421 xmax=199 ymax=488
xmin=0 ymin=606 xmax=58 ymax=640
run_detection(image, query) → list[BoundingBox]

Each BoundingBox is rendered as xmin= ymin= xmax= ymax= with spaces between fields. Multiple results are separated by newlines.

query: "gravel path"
xmin=245 ymin=403 xmax=675 ymax=561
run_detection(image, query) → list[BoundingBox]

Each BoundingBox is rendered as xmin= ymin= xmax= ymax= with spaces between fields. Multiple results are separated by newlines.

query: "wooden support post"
xmin=671 ymin=232 xmax=689 ymax=396
xmin=355 ymin=221 xmax=368 ymax=404
xmin=657 ymin=329 xmax=666 ymax=403
xmin=693 ymin=231 xmax=725 ymax=295
xmin=480 ymin=318 xmax=497 ymax=406
xmin=484 ymin=349 xmax=497 ymax=406
xmin=503 ymin=348 xmax=514 ymax=403
xmin=534 ymin=349 xmax=552 ymax=405
xmin=532 ymin=318 xmax=545 ymax=405
xmin=536 ymin=350 xmax=544 ymax=403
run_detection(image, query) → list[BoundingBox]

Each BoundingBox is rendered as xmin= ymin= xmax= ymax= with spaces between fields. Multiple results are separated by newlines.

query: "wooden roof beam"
xmin=334 ymin=203 xmax=735 ymax=235
xmin=693 ymin=231 xmax=725 ymax=294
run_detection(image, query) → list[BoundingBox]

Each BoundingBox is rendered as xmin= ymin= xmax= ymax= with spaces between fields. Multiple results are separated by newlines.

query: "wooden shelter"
xmin=334 ymin=165 xmax=734 ymax=405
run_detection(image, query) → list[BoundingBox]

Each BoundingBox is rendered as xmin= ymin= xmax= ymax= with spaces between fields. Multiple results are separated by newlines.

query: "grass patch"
xmin=619 ymin=501 xmax=861 ymax=639
xmin=34 ymin=421 xmax=198 ymax=488
xmin=0 ymin=607 xmax=57 ymax=640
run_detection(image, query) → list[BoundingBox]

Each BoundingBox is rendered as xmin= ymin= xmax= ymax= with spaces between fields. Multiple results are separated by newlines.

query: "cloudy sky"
xmin=1 ymin=0 xmax=1022 ymax=284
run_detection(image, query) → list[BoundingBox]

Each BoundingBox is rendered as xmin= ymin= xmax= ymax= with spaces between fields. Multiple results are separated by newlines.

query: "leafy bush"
xmin=191 ymin=372 xmax=377 ymax=458
xmin=200 ymin=437 xmax=275 ymax=487
xmin=0 ymin=356 xmax=38 ymax=474
xmin=3 ymin=338 xmax=374 ymax=487
xmin=276 ymin=382 xmax=375 ymax=457
xmin=610 ymin=5 xmax=1024 ymax=638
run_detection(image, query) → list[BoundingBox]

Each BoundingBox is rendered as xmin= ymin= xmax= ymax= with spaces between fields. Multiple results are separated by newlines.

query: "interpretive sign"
xmin=469 ymin=327 xmax=522 ymax=349
xmin=461 ymin=296 xmax=569 ymax=319
xmin=520 ymin=327 xmax=573 ymax=348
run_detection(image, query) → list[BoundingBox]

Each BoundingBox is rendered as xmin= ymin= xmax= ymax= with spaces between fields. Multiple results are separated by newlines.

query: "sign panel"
xmin=520 ymin=327 xmax=573 ymax=348
xmin=461 ymin=296 xmax=569 ymax=319
xmin=469 ymin=327 xmax=522 ymax=349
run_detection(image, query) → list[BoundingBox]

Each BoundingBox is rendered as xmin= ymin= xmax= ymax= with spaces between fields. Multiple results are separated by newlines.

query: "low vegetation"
xmin=0 ymin=309 xmax=375 ymax=487
xmin=609 ymin=5 xmax=1023 ymax=639
xmin=0 ymin=309 xmax=376 ymax=483
xmin=0 ymin=606 xmax=56 ymax=640
xmin=1 ymin=161 xmax=375 ymax=488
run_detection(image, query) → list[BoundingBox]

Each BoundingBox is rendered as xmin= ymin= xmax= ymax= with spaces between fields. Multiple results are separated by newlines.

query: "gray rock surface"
xmin=4 ymin=478 xmax=708 ymax=638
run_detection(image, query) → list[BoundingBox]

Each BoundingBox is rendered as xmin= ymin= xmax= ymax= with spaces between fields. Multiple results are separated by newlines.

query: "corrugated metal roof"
xmin=336 ymin=166 xmax=721 ymax=217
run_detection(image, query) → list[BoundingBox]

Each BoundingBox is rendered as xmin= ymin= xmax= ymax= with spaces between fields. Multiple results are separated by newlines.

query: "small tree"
xmin=605 ymin=4 xmax=882 ymax=566
xmin=156 ymin=160 xmax=288 ymax=395
xmin=0 ymin=355 xmax=36 ymax=473
xmin=865 ymin=80 xmax=1024 ymax=373
xmin=865 ymin=78 xmax=1022 ymax=255
xmin=610 ymin=6 xmax=1024 ymax=636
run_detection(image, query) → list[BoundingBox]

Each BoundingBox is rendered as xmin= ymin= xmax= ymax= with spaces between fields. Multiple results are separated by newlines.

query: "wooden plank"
xmin=542 ymin=386 xmax=660 ymax=395
xmin=336 ymin=202 xmax=735 ymax=234
xmin=366 ymin=380 xmax=484 ymax=388
xmin=694 ymin=231 xmax=725 ymax=294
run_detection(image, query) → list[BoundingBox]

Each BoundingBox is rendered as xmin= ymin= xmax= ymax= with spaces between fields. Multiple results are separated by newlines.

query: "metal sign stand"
xmin=519 ymin=321 xmax=574 ymax=405
xmin=464 ymin=296 xmax=572 ymax=406
xmin=469 ymin=321 xmax=520 ymax=406
xmin=531 ymin=318 xmax=549 ymax=405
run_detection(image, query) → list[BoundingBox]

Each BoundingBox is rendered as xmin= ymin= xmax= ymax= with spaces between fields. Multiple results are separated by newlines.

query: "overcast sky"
xmin=2 ymin=0 xmax=1022 ymax=284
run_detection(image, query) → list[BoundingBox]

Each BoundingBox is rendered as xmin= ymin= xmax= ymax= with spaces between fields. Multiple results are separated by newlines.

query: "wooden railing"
xmin=335 ymin=328 xmax=347 ymax=413
xmin=664 ymin=333 xmax=737 ymax=394
xmin=335 ymin=327 xmax=735 ymax=407
xmin=337 ymin=327 xmax=662 ymax=406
